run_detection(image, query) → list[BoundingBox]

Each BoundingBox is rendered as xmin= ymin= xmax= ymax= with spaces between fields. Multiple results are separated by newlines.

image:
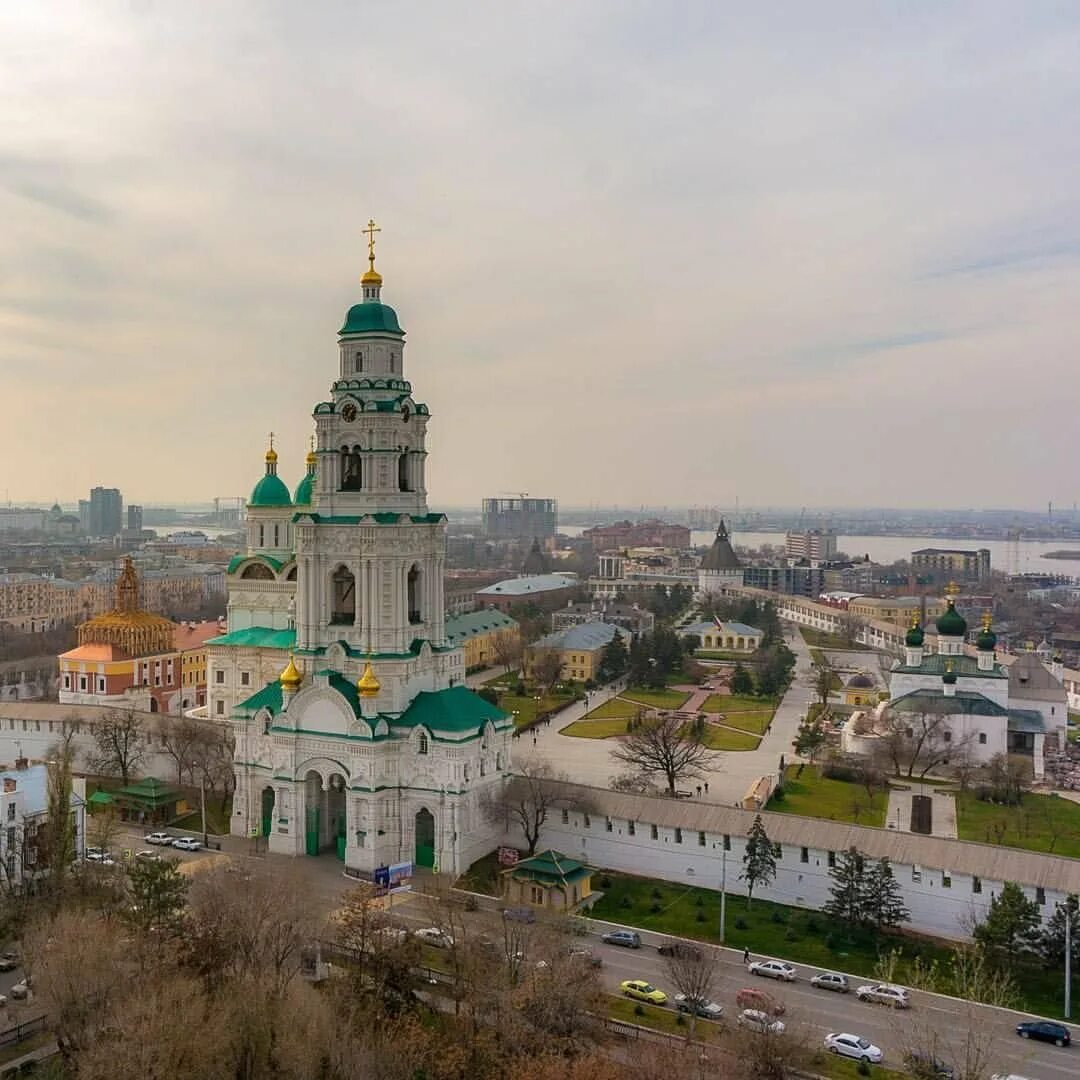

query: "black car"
xmin=1016 ymin=1020 xmax=1071 ymax=1047
xmin=903 ymin=1051 xmax=956 ymax=1079
xmin=658 ymin=941 xmax=702 ymax=960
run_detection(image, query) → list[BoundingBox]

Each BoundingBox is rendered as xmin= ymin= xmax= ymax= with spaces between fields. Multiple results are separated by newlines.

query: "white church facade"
xmin=206 ymin=226 xmax=512 ymax=877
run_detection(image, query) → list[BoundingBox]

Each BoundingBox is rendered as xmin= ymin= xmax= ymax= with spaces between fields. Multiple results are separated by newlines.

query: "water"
xmin=559 ymin=526 xmax=1080 ymax=579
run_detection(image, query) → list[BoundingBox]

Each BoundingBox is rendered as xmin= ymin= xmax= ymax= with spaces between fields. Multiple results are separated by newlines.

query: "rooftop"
xmin=207 ymin=626 xmax=297 ymax=650
xmin=476 ymin=573 xmax=577 ymax=597
xmin=892 ymin=653 xmax=1007 ymax=679
xmin=445 ymin=610 xmax=518 ymax=643
xmin=681 ymin=620 xmax=762 ymax=638
xmin=531 ymin=621 xmax=627 ymax=652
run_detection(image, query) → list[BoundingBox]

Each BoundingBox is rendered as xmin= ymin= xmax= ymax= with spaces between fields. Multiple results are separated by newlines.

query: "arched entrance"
xmin=414 ymin=807 xmax=435 ymax=868
xmin=260 ymin=786 xmax=275 ymax=838
xmin=304 ymin=772 xmax=323 ymax=856
xmin=304 ymin=771 xmax=348 ymax=859
xmin=327 ymin=774 xmax=347 ymax=861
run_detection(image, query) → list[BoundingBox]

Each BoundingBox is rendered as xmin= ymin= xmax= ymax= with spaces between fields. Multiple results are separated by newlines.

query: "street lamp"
xmin=187 ymin=762 xmax=208 ymax=847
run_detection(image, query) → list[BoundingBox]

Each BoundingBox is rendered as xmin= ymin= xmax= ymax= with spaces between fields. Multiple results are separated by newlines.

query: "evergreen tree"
xmin=730 ymin=664 xmax=754 ymax=696
xmin=1037 ymin=895 xmax=1080 ymax=967
xmin=973 ymin=881 xmax=1041 ymax=955
xmin=863 ymin=858 xmax=910 ymax=931
xmin=824 ymin=847 xmax=866 ymax=926
xmin=792 ymin=720 xmax=826 ymax=765
xmin=126 ymin=856 xmax=189 ymax=938
xmin=597 ymin=633 xmax=629 ymax=683
xmin=739 ymin=815 xmax=776 ymax=908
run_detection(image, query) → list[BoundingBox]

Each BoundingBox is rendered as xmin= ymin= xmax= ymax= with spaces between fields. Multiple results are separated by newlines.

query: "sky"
xmin=2 ymin=2 xmax=1079 ymax=512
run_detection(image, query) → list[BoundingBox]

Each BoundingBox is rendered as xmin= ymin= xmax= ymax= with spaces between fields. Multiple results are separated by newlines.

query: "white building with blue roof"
xmin=208 ymin=232 xmax=512 ymax=878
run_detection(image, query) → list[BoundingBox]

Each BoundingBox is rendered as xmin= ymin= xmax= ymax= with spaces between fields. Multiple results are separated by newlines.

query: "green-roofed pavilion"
xmin=502 ymin=849 xmax=595 ymax=912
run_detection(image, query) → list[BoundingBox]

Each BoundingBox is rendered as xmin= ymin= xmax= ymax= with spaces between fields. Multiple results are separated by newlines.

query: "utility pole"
xmin=1066 ymin=898 xmax=1073 ymax=1020
xmin=200 ymin=770 xmax=208 ymax=848
xmin=719 ymin=845 xmax=727 ymax=944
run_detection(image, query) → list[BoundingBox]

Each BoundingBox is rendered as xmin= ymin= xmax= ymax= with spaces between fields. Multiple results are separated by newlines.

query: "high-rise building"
xmin=208 ymin=228 xmax=512 ymax=877
xmin=85 ymin=487 xmax=123 ymax=537
xmin=481 ymin=496 xmax=557 ymax=541
xmin=127 ymin=505 xmax=144 ymax=533
xmin=785 ymin=528 xmax=837 ymax=564
xmin=911 ymin=548 xmax=991 ymax=583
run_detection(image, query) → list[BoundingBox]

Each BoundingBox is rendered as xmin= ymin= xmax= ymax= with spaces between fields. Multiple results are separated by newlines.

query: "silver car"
xmin=811 ymin=972 xmax=850 ymax=993
xmin=855 ymin=983 xmax=910 ymax=1008
xmin=748 ymin=959 xmax=797 ymax=982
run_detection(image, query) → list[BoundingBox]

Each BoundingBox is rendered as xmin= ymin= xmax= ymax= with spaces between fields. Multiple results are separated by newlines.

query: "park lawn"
xmin=584 ymin=697 xmax=639 ymax=720
xmin=954 ymin=790 xmax=1080 ymax=859
xmin=172 ymin=800 xmax=232 ymax=836
xmin=695 ymin=650 xmax=759 ymax=661
xmin=606 ymin=994 xmax=722 ymax=1041
xmin=799 ymin=627 xmax=853 ymax=649
xmin=588 ymin=871 xmax=1064 ymax=1018
xmin=715 ymin=710 xmax=773 ymax=736
xmin=498 ymin=691 xmax=575 ymax=729
xmin=622 ymin=688 xmax=691 ymax=710
xmin=561 ymin=717 xmax=630 ymax=740
xmin=768 ymin=766 xmax=887 ymax=827
xmin=702 ymin=693 xmax=777 ymax=713
xmin=692 ymin=725 xmax=760 ymax=751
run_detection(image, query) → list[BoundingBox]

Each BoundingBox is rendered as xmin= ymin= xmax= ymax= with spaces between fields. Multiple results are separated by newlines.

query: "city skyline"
xmin=3 ymin=3 xmax=1079 ymax=509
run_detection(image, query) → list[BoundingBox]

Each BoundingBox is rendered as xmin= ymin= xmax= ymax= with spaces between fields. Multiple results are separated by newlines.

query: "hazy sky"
xmin=3 ymin=3 xmax=1078 ymax=511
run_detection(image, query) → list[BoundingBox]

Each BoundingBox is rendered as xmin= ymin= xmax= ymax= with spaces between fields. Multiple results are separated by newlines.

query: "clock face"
xmin=341 ymin=403 xmax=358 ymax=423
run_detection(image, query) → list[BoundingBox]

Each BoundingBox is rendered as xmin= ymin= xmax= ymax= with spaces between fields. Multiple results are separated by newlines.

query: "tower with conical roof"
xmin=697 ymin=519 xmax=743 ymax=594
xmin=211 ymin=223 xmax=512 ymax=877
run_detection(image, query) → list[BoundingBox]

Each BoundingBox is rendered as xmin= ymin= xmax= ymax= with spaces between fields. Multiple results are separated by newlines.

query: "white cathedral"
xmin=205 ymin=227 xmax=512 ymax=877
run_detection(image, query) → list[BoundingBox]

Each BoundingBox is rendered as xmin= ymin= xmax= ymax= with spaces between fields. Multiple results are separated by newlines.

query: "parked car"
xmin=991 ymin=1074 xmax=1037 ymax=1080
xmin=601 ymin=930 xmax=641 ymax=949
xmin=1015 ymin=1020 xmax=1071 ymax=1047
xmin=134 ymin=849 xmax=161 ymax=862
xmin=9 ymin=979 xmax=31 ymax=1001
xmin=736 ymin=1009 xmax=785 ymax=1035
xmin=735 ymin=988 xmax=785 ymax=1016
xmin=811 ymin=972 xmax=849 ymax=993
xmin=567 ymin=946 xmax=602 ymax=968
xmin=748 ymin=959 xmax=797 ymax=982
xmin=657 ymin=940 xmax=702 ymax=960
xmin=620 ymin=980 xmax=667 ymax=1005
xmin=413 ymin=927 xmax=454 ymax=949
xmin=0 ymin=953 xmax=18 ymax=973
xmin=372 ymin=925 xmax=409 ymax=946
xmin=825 ymin=1033 xmax=883 ymax=1064
xmin=171 ymin=837 xmax=202 ymax=852
xmin=84 ymin=847 xmax=113 ymax=864
xmin=674 ymin=994 xmax=723 ymax=1020
xmin=855 ymin=983 xmax=911 ymax=1008
xmin=144 ymin=832 xmax=173 ymax=846
xmin=903 ymin=1051 xmax=956 ymax=1078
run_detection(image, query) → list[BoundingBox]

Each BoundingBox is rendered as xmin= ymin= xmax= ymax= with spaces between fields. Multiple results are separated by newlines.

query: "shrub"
xmin=651 ymin=887 xmax=663 ymax=900
xmin=650 ymin=902 xmax=662 ymax=914
xmin=620 ymin=895 xmax=632 ymax=909
xmin=676 ymin=1012 xmax=686 ymax=1026
xmin=824 ymin=932 xmax=837 ymax=950
xmin=696 ymin=910 xmax=706 ymax=923
xmin=734 ymin=917 xmax=748 ymax=931
xmin=695 ymin=893 xmax=704 ymax=907
xmin=857 ymin=1061 xmax=872 ymax=1077
xmin=464 ymin=894 xmax=479 ymax=912
xmin=770 ymin=910 xmax=786 ymax=925
xmin=600 ymin=875 xmax=612 ymax=889
xmin=784 ymin=928 xmax=797 ymax=942
xmin=634 ymin=1004 xmax=645 ymax=1017
xmin=805 ymin=917 xmax=819 ymax=934
xmin=771 ymin=787 xmax=785 ymax=802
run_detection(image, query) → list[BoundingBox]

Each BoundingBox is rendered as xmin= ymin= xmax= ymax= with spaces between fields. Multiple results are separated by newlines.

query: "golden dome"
xmin=361 ymin=267 xmax=383 ymax=286
xmin=305 ymin=448 xmax=317 ymax=469
xmin=265 ymin=446 xmax=279 ymax=465
xmin=279 ymin=655 xmax=303 ymax=691
xmin=357 ymin=660 xmax=381 ymax=699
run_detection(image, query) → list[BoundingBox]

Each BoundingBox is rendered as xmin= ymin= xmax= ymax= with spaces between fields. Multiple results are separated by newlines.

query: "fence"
xmin=0 ymin=1014 xmax=48 ymax=1050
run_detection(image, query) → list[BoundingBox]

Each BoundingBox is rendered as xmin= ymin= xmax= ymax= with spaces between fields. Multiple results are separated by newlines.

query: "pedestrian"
xmin=743 ymin=947 xmax=750 ymax=965
xmin=696 ymin=784 xmax=702 ymax=797
xmin=704 ymin=781 xmax=709 ymax=794
xmin=532 ymin=733 xmax=537 ymax=746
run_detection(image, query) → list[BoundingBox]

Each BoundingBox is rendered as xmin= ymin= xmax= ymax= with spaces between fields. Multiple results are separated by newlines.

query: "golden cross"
xmin=309 ymin=434 xmax=316 ymax=453
xmin=945 ymin=580 xmax=960 ymax=598
xmin=363 ymin=218 xmax=381 ymax=268
xmin=268 ymin=431 xmax=275 ymax=451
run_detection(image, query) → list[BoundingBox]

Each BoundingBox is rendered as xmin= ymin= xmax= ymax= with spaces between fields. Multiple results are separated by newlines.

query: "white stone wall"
xmin=533 ymin=812 xmax=1064 ymax=941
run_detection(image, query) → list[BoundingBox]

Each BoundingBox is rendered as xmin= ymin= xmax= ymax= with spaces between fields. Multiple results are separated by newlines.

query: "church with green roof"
xmin=206 ymin=225 xmax=512 ymax=875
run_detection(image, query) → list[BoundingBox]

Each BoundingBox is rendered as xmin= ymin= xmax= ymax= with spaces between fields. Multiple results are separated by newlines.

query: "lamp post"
xmin=188 ymin=762 xmax=208 ymax=847
xmin=719 ymin=844 xmax=727 ymax=944
xmin=1066 ymin=897 xmax=1073 ymax=1020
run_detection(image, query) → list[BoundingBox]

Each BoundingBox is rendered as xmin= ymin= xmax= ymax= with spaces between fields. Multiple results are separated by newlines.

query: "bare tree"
xmin=611 ymin=712 xmax=718 ymax=796
xmin=879 ymin=711 xmax=974 ymax=779
xmin=530 ymin=651 xmax=565 ymax=696
xmin=836 ymin=610 xmax=866 ymax=648
xmin=660 ymin=942 xmax=722 ymax=1042
xmin=492 ymin=630 xmax=524 ymax=676
xmin=158 ymin=714 xmax=203 ymax=784
xmin=85 ymin=708 xmax=147 ymax=786
xmin=812 ymin=656 xmax=835 ymax=711
xmin=480 ymin=761 xmax=592 ymax=856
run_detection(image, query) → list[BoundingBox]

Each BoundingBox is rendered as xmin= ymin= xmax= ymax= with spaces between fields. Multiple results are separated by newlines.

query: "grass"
xmin=561 ymin=718 xmax=632 ymax=739
xmin=695 ymin=650 xmax=758 ymax=661
xmin=695 ymin=726 xmax=760 ymax=751
xmin=714 ymin=711 xmax=773 ymax=735
xmin=606 ymin=994 xmax=721 ymax=1041
xmin=455 ymin=850 xmax=501 ymax=896
xmin=954 ymin=790 xmax=1080 ymax=858
xmin=583 ymin=697 xmax=639 ymax=720
xmin=172 ymin=800 xmax=231 ymax=836
xmin=588 ymin=870 xmax=1065 ymax=1019
xmin=799 ymin=627 xmax=856 ymax=649
xmin=622 ymin=688 xmax=692 ymax=710
xmin=701 ymin=693 xmax=778 ymax=713
xmin=498 ymin=690 xmax=575 ymax=728
xmin=768 ymin=766 xmax=887 ymax=827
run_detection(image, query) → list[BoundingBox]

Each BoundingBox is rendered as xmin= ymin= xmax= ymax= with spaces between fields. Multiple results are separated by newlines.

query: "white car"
xmin=825 ymin=1033 xmax=883 ymax=1064
xmin=748 ymin=959 xmax=797 ymax=982
xmin=413 ymin=927 xmax=454 ymax=949
xmin=84 ymin=847 xmax=116 ymax=866
xmin=736 ymin=1008 xmax=785 ymax=1035
xmin=855 ymin=983 xmax=910 ymax=1008
xmin=171 ymin=837 xmax=202 ymax=852
xmin=134 ymin=849 xmax=161 ymax=862
xmin=144 ymin=832 xmax=173 ymax=845
xmin=9 ymin=979 xmax=31 ymax=1001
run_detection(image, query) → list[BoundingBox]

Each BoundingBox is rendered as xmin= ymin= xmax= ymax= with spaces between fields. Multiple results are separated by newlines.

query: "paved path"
xmin=885 ymin=781 xmax=959 ymax=838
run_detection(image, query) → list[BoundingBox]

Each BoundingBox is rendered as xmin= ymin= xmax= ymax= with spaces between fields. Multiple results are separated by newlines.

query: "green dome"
xmin=293 ymin=472 xmax=314 ymax=506
xmin=250 ymin=473 xmax=292 ymax=507
xmin=935 ymin=600 xmax=967 ymax=638
xmin=339 ymin=302 xmax=404 ymax=336
xmin=942 ymin=668 xmax=958 ymax=685
xmin=976 ymin=627 xmax=997 ymax=651
xmin=905 ymin=623 xmax=924 ymax=648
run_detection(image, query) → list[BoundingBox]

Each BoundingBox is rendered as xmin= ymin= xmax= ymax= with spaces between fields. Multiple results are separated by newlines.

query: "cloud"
xmin=1 ymin=2 xmax=1079 ymax=511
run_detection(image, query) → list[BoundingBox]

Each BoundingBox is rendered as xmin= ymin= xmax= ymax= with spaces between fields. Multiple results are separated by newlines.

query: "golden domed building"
xmin=59 ymin=558 xmax=222 ymax=713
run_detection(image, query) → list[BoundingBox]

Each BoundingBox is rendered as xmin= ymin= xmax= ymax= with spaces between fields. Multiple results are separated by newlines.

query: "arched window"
xmin=407 ymin=564 xmax=421 ymax=624
xmin=418 ymin=732 xmax=429 ymax=755
xmin=355 ymin=350 xmax=363 ymax=372
xmin=398 ymin=451 xmax=411 ymax=492
xmin=331 ymin=565 xmax=356 ymax=625
xmin=241 ymin=563 xmax=274 ymax=581
xmin=463 ymin=762 xmax=470 ymax=782
xmin=341 ymin=446 xmax=362 ymax=491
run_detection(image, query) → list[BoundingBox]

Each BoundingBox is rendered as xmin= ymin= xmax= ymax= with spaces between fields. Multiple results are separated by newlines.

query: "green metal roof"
xmin=114 ymin=777 xmax=182 ymax=807
xmin=506 ymin=849 xmax=592 ymax=887
xmin=293 ymin=472 xmax=314 ymax=506
xmin=892 ymin=653 xmax=1006 ymax=679
xmin=235 ymin=681 xmax=283 ymax=715
xmin=398 ymin=685 xmax=509 ymax=734
xmin=339 ymin=302 xmax=404 ymax=336
xmin=292 ymin=512 xmax=445 ymax=526
xmin=226 ymin=554 xmax=287 ymax=575
xmin=209 ymin=626 xmax=297 ymax=650
xmin=890 ymin=689 xmax=1008 ymax=716
xmin=249 ymin=473 xmax=292 ymax=508
xmin=445 ymin=610 xmax=519 ymax=643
